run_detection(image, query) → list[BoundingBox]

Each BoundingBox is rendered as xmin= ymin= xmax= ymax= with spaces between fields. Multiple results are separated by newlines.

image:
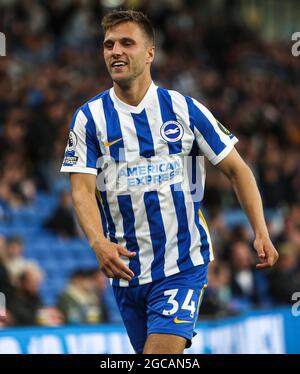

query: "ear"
xmin=146 ymin=46 xmax=155 ymax=64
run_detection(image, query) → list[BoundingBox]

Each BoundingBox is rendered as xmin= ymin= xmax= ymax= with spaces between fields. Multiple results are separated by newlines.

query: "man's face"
xmin=103 ymin=22 xmax=154 ymax=86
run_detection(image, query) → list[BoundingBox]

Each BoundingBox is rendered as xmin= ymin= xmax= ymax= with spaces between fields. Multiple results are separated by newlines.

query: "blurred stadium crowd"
xmin=1 ymin=0 xmax=300 ymax=327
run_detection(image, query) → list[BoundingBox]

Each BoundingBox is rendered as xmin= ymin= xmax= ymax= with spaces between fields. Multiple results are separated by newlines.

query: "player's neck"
xmin=113 ymin=75 xmax=152 ymax=107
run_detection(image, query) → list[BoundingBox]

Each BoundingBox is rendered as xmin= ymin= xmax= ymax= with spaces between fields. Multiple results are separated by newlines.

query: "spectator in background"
xmin=201 ymin=261 xmax=237 ymax=318
xmin=0 ymin=182 xmax=12 ymax=222
xmin=5 ymin=235 xmax=39 ymax=284
xmin=0 ymin=152 xmax=36 ymax=208
xmin=44 ymin=190 xmax=78 ymax=238
xmin=0 ymin=235 xmax=14 ymax=299
xmin=274 ymin=202 xmax=300 ymax=251
xmin=89 ymin=268 xmax=121 ymax=324
xmin=259 ymin=150 xmax=287 ymax=209
xmin=0 ymin=109 xmax=28 ymax=160
xmin=230 ymin=240 xmax=271 ymax=312
xmin=7 ymin=264 xmax=43 ymax=326
xmin=0 ymin=235 xmax=15 ymax=328
xmin=269 ymin=242 xmax=300 ymax=304
xmin=0 ymin=236 xmax=13 ymax=327
xmin=57 ymin=269 xmax=107 ymax=324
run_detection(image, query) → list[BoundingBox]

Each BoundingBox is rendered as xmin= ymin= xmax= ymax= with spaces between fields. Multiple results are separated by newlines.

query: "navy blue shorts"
xmin=113 ymin=264 xmax=208 ymax=353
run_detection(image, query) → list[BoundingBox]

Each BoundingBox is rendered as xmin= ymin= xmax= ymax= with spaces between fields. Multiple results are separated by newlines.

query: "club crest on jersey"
xmin=160 ymin=121 xmax=184 ymax=143
xmin=67 ymin=130 xmax=77 ymax=152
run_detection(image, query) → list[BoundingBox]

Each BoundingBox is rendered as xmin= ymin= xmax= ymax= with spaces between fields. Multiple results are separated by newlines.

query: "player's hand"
xmin=254 ymin=236 xmax=279 ymax=269
xmin=93 ymin=239 xmax=136 ymax=281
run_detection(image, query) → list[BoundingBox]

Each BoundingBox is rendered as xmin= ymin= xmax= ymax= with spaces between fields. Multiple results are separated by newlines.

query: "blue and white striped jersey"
xmin=61 ymin=82 xmax=238 ymax=287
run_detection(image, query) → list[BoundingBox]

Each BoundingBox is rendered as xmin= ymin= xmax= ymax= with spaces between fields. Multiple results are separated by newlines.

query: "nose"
xmin=112 ymin=42 xmax=123 ymax=57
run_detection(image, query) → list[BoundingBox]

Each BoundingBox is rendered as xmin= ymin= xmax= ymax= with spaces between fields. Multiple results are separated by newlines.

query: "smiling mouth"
xmin=111 ymin=61 xmax=128 ymax=68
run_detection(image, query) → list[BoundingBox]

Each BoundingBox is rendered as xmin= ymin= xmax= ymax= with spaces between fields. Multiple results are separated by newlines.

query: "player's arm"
xmin=216 ymin=148 xmax=279 ymax=268
xmin=70 ymin=172 xmax=135 ymax=281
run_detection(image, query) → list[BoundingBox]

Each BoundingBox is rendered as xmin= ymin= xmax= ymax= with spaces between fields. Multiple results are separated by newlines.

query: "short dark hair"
xmin=101 ymin=10 xmax=155 ymax=45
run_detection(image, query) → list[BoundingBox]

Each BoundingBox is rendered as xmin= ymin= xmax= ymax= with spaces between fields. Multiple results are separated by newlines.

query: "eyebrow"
xmin=103 ymin=37 xmax=136 ymax=46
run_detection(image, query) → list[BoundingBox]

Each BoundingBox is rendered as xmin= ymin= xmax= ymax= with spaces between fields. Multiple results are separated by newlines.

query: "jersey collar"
xmin=109 ymin=81 xmax=157 ymax=114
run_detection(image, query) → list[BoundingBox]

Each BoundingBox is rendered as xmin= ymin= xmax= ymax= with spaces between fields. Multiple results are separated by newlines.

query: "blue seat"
xmin=0 ymin=226 xmax=16 ymax=237
xmin=40 ymin=290 xmax=58 ymax=306
xmin=79 ymin=256 xmax=98 ymax=268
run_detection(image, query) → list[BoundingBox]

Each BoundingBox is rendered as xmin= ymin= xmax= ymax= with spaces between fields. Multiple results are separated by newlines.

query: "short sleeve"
xmin=188 ymin=98 xmax=238 ymax=165
xmin=60 ymin=105 xmax=101 ymax=175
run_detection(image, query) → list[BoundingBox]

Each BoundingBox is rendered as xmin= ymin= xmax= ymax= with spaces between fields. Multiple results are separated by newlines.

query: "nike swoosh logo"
xmin=104 ymin=137 xmax=123 ymax=147
xmin=173 ymin=316 xmax=192 ymax=324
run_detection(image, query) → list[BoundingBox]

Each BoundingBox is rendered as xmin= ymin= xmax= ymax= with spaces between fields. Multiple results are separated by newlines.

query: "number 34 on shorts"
xmin=152 ymin=285 xmax=206 ymax=325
